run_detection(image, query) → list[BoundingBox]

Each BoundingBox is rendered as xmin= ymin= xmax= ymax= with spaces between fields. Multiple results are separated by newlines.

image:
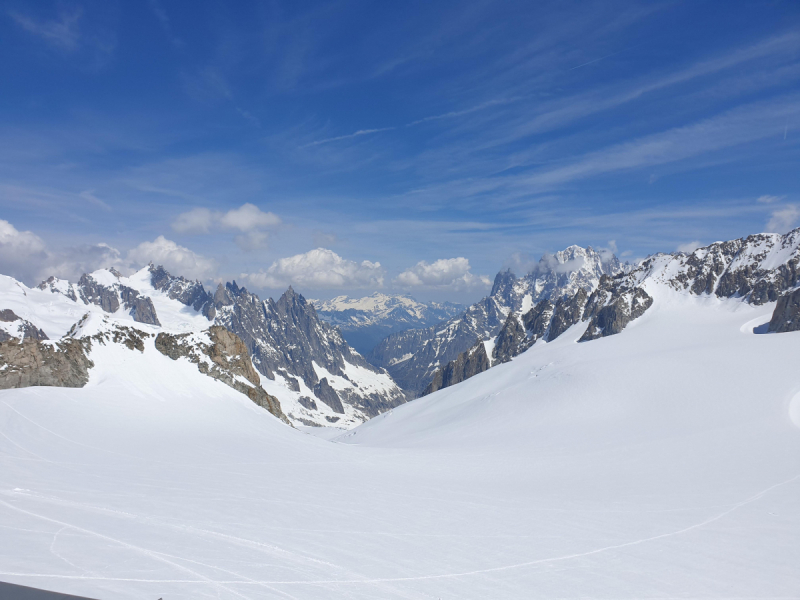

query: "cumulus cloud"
xmin=395 ymin=257 xmax=490 ymax=289
xmin=219 ymin=203 xmax=281 ymax=232
xmin=47 ymin=243 xmax=127 ymax=282
xmin=171 ymin=203 xmax=281 ymax=250
xmin=766 ymin=204 xmax=800 ymax=233
xmin=0 ymin=219 xmax=216 ymax=285
xmin=0 ymin=220 xmax=131 ymax=284
xmin=245 ymin=248 xmax=384 ymax=290
xmin=128 ymin=236 xmax=216 ymax=281
xmin=677 ymin=240 xmax=703 ymax=253
xmin=0 ymin=220 xmax=49 ymax=282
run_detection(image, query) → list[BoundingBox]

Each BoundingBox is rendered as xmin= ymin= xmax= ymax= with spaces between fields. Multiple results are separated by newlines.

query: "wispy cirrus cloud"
xmin=517 ymin=93 xmax=800 ymax=190
xmin=8 ymin=7 xmax=82 ymax=51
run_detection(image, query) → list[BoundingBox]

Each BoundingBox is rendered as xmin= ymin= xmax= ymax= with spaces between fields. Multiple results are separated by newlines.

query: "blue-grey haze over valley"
xmin=1 ymin=0 xmax=798 ymax=304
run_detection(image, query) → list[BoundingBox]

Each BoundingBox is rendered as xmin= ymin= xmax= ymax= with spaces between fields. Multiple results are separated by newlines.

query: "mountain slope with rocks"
xmin=424 ymin=228 xmax=800 ymax=394
xmin=369 ymin=245 xmax=621 ymax=396
xmin=1 ymin=265 xmax=405 ymax=428
xmin=311 ymin=293 xmax=463 ymax=354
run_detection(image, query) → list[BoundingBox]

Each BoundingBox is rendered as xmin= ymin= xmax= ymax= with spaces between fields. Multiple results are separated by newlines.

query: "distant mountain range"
xmin=2 ymin=229 xmax=799 ymax=429
xmin=423 ymin=229 xmax=800 ymax=395
xmin=310 ymin=293 xmax=463 ymax=354
xmin=12 ymin=265 xmax=407 ymax=428
xmin=367 ymin=245 xmax=622 ymax=396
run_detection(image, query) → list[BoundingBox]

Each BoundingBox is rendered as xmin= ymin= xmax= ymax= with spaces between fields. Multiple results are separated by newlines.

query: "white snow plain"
xmin=1 ymin=289 xmax=799 ymax=599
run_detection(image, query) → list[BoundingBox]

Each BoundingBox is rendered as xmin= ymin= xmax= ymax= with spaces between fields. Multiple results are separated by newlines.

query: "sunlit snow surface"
xmin=2 ymin=289 xmax=800 ymax=599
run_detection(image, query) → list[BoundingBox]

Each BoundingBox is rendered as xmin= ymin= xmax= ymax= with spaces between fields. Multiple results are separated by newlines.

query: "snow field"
xmin=0 ymin=289 xmax=799 ymax=598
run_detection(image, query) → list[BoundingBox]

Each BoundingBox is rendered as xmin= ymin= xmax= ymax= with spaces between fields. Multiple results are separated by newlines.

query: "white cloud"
xmin=395 ymin=257 xmax=490 ymax=289
xmin=756 ymin=194 xmax=785 ymax=204
xmin=0 ymin=220 xmax=215 ymax=285
xmin=47 ymin=243 xmax=127 ymax=282
xmin=172 ymin=207 xmax=213 ymax=234
xmin=596 ymin=240 xmax=618 ymax=265
xmin=245 ymin=248 xmax=384 ymax=290
xmin=677 ymin=240 xmax=703 ymax=253
xmin=0 ymin=220 xmax=129 ymax=284
xmin=0 ymin=220 xmax=49 ymax=283
xmin=219 ymin=203 xmax=281 ymax=232
xmin=172 ymin=203 xmax=281 ymax=250
xmin=128 ymin=236 xmax=216 ymax=281
xmin=766 ymin=205 xmax=800 ymax=233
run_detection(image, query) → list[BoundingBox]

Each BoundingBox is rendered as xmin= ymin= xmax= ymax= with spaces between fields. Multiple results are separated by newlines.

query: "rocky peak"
xmin=39 ymin=271 xmax=162 ymax=327
xmin=0 ymin=309 xmax=49 ymax=342
xmin=148 ymin=263 xmax=215 ymax=319
xmin=490 ymin=269 xmax=516 ymax=299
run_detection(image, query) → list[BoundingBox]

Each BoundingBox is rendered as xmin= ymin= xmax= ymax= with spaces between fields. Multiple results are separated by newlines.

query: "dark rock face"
xmin=77 ymin=273 xmax=120 ymax=313
xmin=313 ymin=378 xmax=344 ymax=414
xmin=579 ymin=276 xmax=654 ymax=342
xmin=0 ymin=309 xmax=49 ymax=342
xmin=213 ymin=284 xmax=406 ymax=418
xmin=155 ymin=325 xmax=288 ymax=423
xmin=492 ymin=313 xmax=528 ymax=365
xmin=658 ymin=229 xmax=800 ymax=304
xmin=522 ymin=299 xmax=554 ymax=340
xmin=768 ymin=288 xmax=800 ymax=333
xmin=149 ymin=264 xmax=216 ymax=320
xmin=423 ymin=341 xmax=491 ymax=396
xmin=41 ymin=272 xmax=162 ymax=326
xmin=0 ymin=338 xmax=93 ymax=389
xmin=298 ymin=396 xmax=318 ymax=411
xmin=369 ymin=295 xmax=508 ymax=397
xmin=548 ymin=288 xmax=588 ymax=340
xmin=0 ymin=309 xmax=19 ymax=322
xmin=37 ymin=276 xmax=78 ymax=301
xmin=369 ymin=245 xmax=621 ymax=396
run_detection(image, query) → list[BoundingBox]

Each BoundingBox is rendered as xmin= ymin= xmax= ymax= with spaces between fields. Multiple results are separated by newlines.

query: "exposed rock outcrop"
xmin=579 ymin=275 xmax=653 ymax=342
xmin=213 ymin=283 xmax=406 ymax=419
xmin=313 ymin=378 xmax=344 ymax=414
xmin=768 ymin=288 xmax=800 ymax=333
xmin=492 ymin=313 xmax=527 ymax=365
xmin=423 ymin=341 xmax=490 ymax=396
xmin=155 ymin=326 xmax=288 ymax=423
xmin=370 ymin=245 xmax=621 ymax=396
xmin=0 ymin=338 xmax=93 ymax=389
xmin=149 ymin=264 xmax=216 ymax=320
xmin=0 ymin=309 xmax=49 ymax=342
xmin=38 ymin=273 xmax=161 ymax=326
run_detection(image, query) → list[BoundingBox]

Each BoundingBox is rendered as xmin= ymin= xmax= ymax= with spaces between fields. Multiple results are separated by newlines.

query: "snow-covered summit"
xmin=369 ymin=245 xmax=622 ymax=395
xmin=1 ymin=264 xmax=406 ymax=429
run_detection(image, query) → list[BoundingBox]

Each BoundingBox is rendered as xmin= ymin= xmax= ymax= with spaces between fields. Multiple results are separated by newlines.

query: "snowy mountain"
xmin=425 ymin=228 xmax=800 ymax=394
xmin=369 ymin=245 xmax=620 ymax=396
xmin=0 ymin=265 xmax=405 ymax=428
xmin=2 ymin=231 xmax=799 ymax=599
xmin=310 ymin=292 xmax=463 ymax=354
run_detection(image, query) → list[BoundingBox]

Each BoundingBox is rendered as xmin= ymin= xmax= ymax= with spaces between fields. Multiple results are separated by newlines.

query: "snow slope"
xmin=1 ymin=285 xmax=799 ymax=598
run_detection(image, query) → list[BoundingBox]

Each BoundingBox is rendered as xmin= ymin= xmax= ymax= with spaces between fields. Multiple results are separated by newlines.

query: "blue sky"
xmin=1 ymin=0 xmax=799 ymax=303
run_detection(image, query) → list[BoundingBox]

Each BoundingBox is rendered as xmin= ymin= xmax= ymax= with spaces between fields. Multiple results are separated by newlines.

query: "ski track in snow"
xmin=2 ymin=287 xmax=800 ymax=597
xmin=1 ymin=473 xmax=796 ymax=588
